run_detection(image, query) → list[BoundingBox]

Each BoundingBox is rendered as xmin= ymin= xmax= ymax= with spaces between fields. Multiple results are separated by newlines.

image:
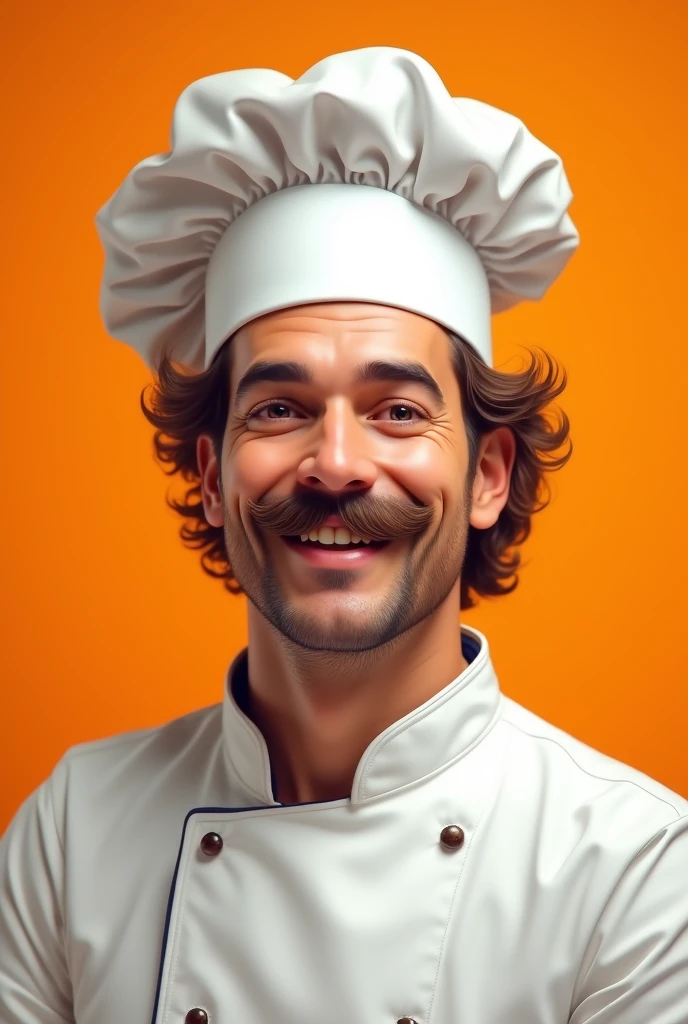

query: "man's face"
xmin=207 ymin=303 xmax=477 ymax=652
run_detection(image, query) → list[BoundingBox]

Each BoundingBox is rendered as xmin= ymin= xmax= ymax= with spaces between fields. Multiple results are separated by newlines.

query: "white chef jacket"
xmin=1 ymin=625 xmax=687 ymax=1024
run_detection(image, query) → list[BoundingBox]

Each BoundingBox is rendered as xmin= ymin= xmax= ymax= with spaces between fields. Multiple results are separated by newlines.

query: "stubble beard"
xmin=224 ymin=501 xmax=471 ymax=655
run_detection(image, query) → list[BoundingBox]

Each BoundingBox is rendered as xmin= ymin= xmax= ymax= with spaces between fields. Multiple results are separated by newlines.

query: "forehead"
xmin=229 ymin=302 xmax=454 ymax=376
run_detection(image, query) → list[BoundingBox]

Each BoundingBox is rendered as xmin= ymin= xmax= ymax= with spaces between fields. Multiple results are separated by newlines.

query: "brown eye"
xmin=265 ymin=403 xmax=291 ymax=418
xmin=370 ymin=402 xmax=425 ymax=425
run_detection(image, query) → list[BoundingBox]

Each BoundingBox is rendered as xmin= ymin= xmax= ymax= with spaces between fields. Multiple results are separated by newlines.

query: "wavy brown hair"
xmin=140 ymin=330 xmax=571 ymax=609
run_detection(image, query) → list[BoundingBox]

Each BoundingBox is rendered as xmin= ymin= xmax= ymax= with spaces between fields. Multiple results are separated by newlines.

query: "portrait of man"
xmin=1 ymin=36 xmax=686 ymax=1024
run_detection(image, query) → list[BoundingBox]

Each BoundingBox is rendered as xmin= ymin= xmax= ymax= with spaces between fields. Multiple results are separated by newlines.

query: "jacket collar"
xmin=221 ymin=624 xmax=502 ymax=806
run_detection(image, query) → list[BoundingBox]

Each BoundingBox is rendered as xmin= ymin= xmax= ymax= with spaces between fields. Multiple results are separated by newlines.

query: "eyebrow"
xmin=355 ymin=360 xmax=445 ymax=407
xmin=233 ymin=357 xmax=445 ymax=407
xmin=234 ymin=361 xmax=313 ymax=403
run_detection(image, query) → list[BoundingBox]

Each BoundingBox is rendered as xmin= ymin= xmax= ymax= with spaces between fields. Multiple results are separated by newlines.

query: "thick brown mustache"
xmin=246 ymin=493 xmax=434 ymax=543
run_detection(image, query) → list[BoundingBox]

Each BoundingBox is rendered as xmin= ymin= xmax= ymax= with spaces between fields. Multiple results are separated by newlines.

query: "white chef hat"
xmin=95 ymin=46 xmax=579 ymax=371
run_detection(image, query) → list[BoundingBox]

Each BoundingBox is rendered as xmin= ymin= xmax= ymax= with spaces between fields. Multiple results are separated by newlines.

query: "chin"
xmin=279 ymin=626 xmax=389 ymax=654
xmin=269 ymin=594 xmax=411 ymax=654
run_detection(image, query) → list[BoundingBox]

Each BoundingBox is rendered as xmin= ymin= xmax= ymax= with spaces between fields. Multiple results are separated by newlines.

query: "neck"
xmin=243 ymin=587 xmax=467 ymax=804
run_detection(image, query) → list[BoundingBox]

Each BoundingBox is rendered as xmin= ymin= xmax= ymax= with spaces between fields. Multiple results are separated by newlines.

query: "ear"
xmin=469 ymin=426 xmax=516 ymax=530
xmin=196 ymin=434 xmax=224 ymax=528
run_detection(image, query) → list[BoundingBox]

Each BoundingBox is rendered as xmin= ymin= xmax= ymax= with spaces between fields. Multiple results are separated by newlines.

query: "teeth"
xmin=298 ymin=527 xmax=372 ymax=545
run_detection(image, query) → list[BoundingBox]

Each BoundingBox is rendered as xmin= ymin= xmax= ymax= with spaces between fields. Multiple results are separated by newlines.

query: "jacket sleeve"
xmin=0 ymin=762 xmax=74 ymax=1023
xmin=570 ymin=813 xmax=688 ymax=1023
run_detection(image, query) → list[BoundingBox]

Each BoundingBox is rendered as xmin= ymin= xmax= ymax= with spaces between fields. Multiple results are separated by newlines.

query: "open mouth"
xmin=289 ymin=526 xmax=385 ymax=548
xmin=280 ymin=526 xmax=390 ymax=565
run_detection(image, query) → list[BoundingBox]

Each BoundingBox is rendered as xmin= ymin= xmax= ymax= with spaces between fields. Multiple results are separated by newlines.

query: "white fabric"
xmin=204 ymin=184 xmax=492 ymax=365
xmin=95 ymin=47 xmax=580 ymax=371
xmin=1 ymin=626 xmax=687 ymax=1024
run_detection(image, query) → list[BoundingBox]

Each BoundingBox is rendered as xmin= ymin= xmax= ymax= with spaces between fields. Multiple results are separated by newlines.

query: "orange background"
xmin=2 ymin=0 xmax=687 ymax=833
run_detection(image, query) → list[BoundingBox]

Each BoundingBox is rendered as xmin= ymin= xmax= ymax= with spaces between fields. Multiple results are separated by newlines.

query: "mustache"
xmin=246 ymin=493 xmax=434 ymax=542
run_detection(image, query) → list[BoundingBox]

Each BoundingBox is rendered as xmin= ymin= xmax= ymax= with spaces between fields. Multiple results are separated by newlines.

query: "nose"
xmin=295 ymin=398 xmax=378 ymax=494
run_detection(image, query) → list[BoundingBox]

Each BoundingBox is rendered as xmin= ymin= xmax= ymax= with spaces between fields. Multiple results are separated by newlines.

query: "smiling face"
xmin=198 ymin=303 xmax=497 ymax=652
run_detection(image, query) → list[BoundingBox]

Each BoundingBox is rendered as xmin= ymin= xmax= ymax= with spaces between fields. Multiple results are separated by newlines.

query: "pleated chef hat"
xmin=95 ymin=46 xmax=579 ymax=372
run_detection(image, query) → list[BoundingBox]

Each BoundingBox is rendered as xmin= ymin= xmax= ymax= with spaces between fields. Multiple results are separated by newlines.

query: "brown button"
xmin=440 ymin=824 xmax=465 ymax=850
xmin=185 ymin=1010 xmax=208 ymax=1024
xmin=200 ymin=832 xmax=223 ymax=857
xmin=397 ymin=1018 xmax=419 ymax=1023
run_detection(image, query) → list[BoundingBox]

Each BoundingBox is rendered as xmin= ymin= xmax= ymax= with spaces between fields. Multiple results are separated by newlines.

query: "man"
xmin=1 ymin=47 xmax=686 ymax=1024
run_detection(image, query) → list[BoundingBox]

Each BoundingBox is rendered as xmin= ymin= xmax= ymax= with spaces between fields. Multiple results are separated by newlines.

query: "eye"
xmin=248 ymin=401 xmax=305 ymax=421
xmin=373 ymin=402 xmax=426 ymax=423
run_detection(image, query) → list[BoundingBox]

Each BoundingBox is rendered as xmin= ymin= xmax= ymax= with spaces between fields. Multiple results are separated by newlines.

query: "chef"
xmin=1 ymin=46 xmax=686 ymax=1024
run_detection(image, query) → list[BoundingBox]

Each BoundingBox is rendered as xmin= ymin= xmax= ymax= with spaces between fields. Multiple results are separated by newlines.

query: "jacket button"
xmin=200 ymin=832 xmax=223 ymax=857
xmin=398 ymin=1018 xmax=419 ymax=1023
xmin=440 ymin=824 xmax=465 ymax=850
xmin=185 ymin=1010 xmax=208 ymax=1024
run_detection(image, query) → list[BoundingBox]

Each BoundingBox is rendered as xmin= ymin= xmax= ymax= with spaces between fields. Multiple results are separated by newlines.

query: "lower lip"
xmin=282 ymin=537 xmax=388 ymax=568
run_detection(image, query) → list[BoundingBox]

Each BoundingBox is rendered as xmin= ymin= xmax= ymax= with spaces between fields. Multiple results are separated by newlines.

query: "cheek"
xmin=387 ymin=437 xmax=466 ymax=506
xmin=222 ymin=442 xmax=293 ymax=550
xmin=225 ymin=438 xmax=297 ymax=503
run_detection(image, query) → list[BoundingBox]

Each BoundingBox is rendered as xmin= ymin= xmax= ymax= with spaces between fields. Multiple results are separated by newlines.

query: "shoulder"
xmin=48 ymin=702 xmax=224 ymax=821
xmin=498 ymin=696 xmax=687 ymax=833
xmin=61 ymin=701 xmax=222 ymax=768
